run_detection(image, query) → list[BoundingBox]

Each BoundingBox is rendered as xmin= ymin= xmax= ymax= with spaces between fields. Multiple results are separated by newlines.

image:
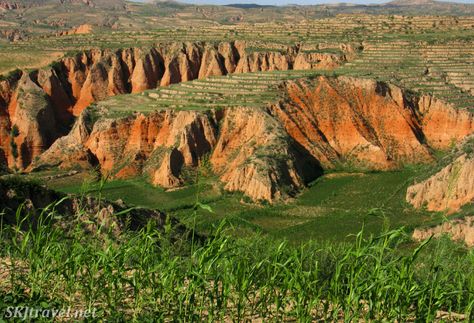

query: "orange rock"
xmin=160 ymin=56 xmax=182 ymax=87
xmin=152 ymin=148 xmax=183 ymax=188
xmin=28 ymin=109 xmax=94 ymax=171
xmin=2 ymin=42 xmax=473 ymax=206
xmin=7 ymin=73 xmax=58 ymax=168
xmin=37 ymin=69 xmax=74 ymax=125
xmin=73 ymin=62 xmax=109 ymax=115
xmin=270 ymin=76 xmax=434 ymax=170
xmin=412 ymin=216 xmax=474 ymax=247
xmin=29 ymin=75 xmax=474 ymax=202
xmin=235 ymin=51 xmax=290 ymax=73
xmin=198 ymin=47 xmax=226 ymax=79
xmin=407 ymin=154 xmax=474 ymax=213
xmin=211 ymin=107 xmax=319 ymax=202
xmin=293 ymin=52 xmax=343 ymax=70
xmin=0 ymin=41 xmax=353 ymax=170
xmin=40 ymin=109 xmax=218 ymax=183
xmin=419 ymin=95 xmax=474 ymax=149
xmin=58 ymin=24 xmax=93 ymax=36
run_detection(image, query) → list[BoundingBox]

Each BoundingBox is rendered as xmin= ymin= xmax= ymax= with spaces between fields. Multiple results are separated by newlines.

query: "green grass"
xmin=0 ymin=200 xmax=473 ymax=321
xmin=45 ymin=166 xmax=444 ymax=244
xmin=96 ymin=69 xmax=329 ymax=118
xmin=174 ymin=167 xmax=444 ymax=243
xmin=49 ymin=175 xmax=222 ymax=213
xmin=277 ymin=169 xmax=437 ymax=242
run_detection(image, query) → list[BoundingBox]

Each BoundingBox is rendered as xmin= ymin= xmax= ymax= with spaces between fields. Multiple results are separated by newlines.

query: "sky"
xmin=179 ymin=0 xmax=474 ymax=5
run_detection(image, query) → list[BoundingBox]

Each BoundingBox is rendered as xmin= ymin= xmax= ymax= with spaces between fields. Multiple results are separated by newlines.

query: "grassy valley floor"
xmin=41 ymin=165 xmax=445 ymax=244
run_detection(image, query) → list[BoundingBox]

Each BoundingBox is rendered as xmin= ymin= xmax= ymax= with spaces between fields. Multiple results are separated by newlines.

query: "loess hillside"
xmin=2 ymin=3 xmax=474 ymax=322
xmin=0 ymin=1 xmax=473 ymax=243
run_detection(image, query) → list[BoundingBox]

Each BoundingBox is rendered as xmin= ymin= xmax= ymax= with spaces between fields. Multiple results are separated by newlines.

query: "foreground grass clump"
xmin=1 ymin=203 xmax=473 ymax=321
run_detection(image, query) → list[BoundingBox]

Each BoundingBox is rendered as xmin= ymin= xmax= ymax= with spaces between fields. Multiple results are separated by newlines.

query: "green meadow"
xmin=46 ymin=165 xmax=444 ymax=244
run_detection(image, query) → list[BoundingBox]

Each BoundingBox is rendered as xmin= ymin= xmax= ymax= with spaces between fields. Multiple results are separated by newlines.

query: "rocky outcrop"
xmin=0 ymin=41 xmax=351 ymax=170
xmin=30 ymin=110 xmax=95 ymax=170
xmin=418 ymin=95 xmax=474 ymax=150
xmin=412 ymin=216 xmax=474 ymax=247
xmin=32 ymin=106 xmax=321 ymax=202
xmin=0 ymin=29 xmax=26 ymax=42
xmin=152 ymin=148 xmax=183 ymax=188
xmin=293 ymin=52 xmax=344 ymax=70
xmin=270 ymin=77 xmax=473 ymax=170
xmin=32 ymin=108 xmax=220 ymax=186
xmin=57 ymin=24 xmax=93 ymax=36
xmin=211 ymin=107 xmax=321 ymax=201
xmin=0 ymin=1 xmax=22 ymax=10
xmin=4 ymin=73 xmax=59 ymax=169
xmin=31 ymin=76 xmax=473 ymax=202
xmin=0 ymin=176 xmax=188 ymax=239
xmin=406 ymin=154 xmax=474 ymax=213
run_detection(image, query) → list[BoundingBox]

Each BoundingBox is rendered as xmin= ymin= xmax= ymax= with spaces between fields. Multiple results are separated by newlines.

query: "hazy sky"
xmin=180 ymin=0 xmax=474 ymax=5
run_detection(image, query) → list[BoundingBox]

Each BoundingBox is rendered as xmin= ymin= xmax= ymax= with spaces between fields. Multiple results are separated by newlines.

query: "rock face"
xmin=418 ymin=95 xmax=474 ymax=150
xmin=31 ymin=76 xmax=474 ymax=202
xmin=210 ymin=107 xmax=321 ymax=201
xmin=33 ymin=108 xmax=220 ymax=187
xmin=0 ymin=42 xmax=350 ymax=170
xmin=270 ymin=77 xmax=474 ymax=170
xmin=3 ymin=73 xmax=58 ymax=169
xmin=30 ymin=110 xmax=95 ymax=170
xmin=32 ymin=107 xmax=320 ymax=202
xmin=412 ymin=216 xmax=474 ymax=247
xmin=407 ymin=154 xmax=474 ymax=213
xmin=0 ymin=1 xmax=22 ymax=10
xmin=58 ymin=24 xmax=93 ymax=36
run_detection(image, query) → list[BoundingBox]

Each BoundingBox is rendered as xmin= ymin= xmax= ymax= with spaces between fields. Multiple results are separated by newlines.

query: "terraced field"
xmin=344 ymin=39 xmax=474 ymax=109
xmin=97 ymin=62 xmax=474 ymax=122
xmin=3 ymin=14 xmax=474 ymax=111
xmin=1 ymin=3 xmax=474 ymax=239
xmin=6 ymin=14 xmax=474 ymax=48
xmin=98 ymin=69 xmax=328 ymax=117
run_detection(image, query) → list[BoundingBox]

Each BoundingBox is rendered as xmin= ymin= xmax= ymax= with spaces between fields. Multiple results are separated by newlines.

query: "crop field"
xmin=99 ymin=69 xmax=328 ymax=117
xmin=343 ymin=38 xmax=474 ymax=109
xmin=2 ymin=15 xmax=474 ymax=110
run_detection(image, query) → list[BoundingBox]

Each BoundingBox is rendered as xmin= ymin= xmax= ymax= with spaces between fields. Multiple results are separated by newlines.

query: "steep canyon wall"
xmin=31 ymin=77 xmax=474 ymax=202
xmin=0 ymin=41 xmax=350 ymax=169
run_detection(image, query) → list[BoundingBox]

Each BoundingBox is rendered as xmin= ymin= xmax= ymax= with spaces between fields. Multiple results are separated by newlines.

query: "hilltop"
xmin=388 ymin=0 xmax=437 ymax=5
xmin=0 ymin=0 xmax=125 ymax=7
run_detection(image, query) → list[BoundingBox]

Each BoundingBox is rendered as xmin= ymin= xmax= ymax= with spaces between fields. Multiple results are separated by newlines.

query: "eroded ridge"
xmin=0 ymin=41 xmax=352 ymax=169
xmin=32 ymin=76 xmax=474 ymax=202
xmin=407 ymin=136 xmax=474 ymax=213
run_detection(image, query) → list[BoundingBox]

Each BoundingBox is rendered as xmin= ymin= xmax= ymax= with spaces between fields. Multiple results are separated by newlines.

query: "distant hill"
xmin=388 ymin=0 xmax=437 ymax=5
xmin=324 ymin=0 xmax=474 ymax=15
xmin=224 ymin=3 xmax=275 ymax=9
xmin=0 ymin=0 xmax=125 ymax=8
